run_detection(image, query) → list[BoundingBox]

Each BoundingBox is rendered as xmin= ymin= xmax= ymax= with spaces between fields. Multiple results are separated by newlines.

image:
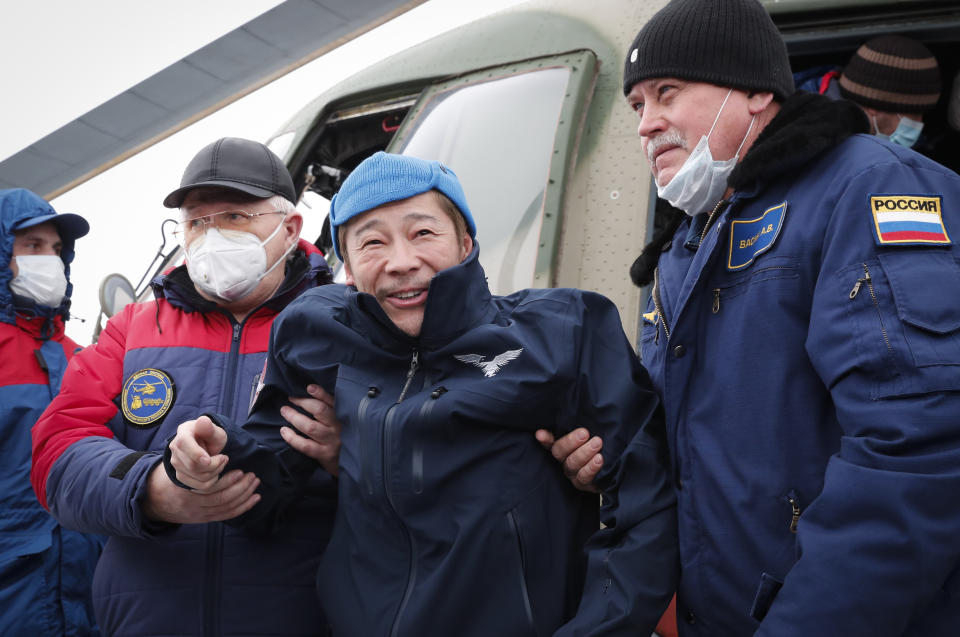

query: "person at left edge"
xmin=0 ymin=188 xmax=102 ymax=636
xmin=30 ymin=138 xmax=339 ymax=637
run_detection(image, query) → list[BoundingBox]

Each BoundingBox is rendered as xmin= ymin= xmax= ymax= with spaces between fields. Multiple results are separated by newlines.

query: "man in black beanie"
xmin=543 ymin=0 xmax=960 ymax=634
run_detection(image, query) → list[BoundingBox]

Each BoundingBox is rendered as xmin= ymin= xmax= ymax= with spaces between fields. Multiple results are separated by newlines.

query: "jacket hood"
xmin=151 ymin=238 xmax=332 ymax=315
xmin=1 ymin=188 xmax=83 ymax=326
xmin=349 ymin=242 xmax=499 ymax=353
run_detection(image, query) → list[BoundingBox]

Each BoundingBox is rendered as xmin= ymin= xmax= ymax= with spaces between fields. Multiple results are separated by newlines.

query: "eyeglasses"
xmin=172 ymin=209 xmax=286 ymax=242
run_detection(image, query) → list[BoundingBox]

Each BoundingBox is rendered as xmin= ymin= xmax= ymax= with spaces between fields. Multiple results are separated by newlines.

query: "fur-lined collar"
xmin=728 ymin=91 xmax=868 ymax=191
xmin=630 ymin=92 xmax=869 ymax=287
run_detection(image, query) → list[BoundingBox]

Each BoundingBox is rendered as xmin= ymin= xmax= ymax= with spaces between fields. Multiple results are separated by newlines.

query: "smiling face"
xmin=341 ymin=191 xmax=473 ymax=337
xmin=626 ymin=78 xmax=771 ymax=188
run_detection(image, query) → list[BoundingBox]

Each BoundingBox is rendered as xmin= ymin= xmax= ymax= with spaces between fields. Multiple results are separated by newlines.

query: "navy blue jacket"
xmin=641 ymin=93 xmax=960 ymax=635
xmin=197 ymin=244 xmax=678 ymax=636
xmin=34 ymin=241 xmax=336 ymax=636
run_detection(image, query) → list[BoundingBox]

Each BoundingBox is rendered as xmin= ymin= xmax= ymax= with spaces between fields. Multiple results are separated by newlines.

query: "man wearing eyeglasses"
xmin=32 ymin=137 xmax=340 ymax=636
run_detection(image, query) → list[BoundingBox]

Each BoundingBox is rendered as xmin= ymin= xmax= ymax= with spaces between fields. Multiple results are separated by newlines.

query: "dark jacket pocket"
xmin=750 ymin=572 xmax=784 ymax=622
xmin=878 ymin=251 xmax=960 ymax=367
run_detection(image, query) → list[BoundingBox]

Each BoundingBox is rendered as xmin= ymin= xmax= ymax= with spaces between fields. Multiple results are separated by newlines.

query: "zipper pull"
xmin=712 ymin=289 xmax=721 ymax=314
xmin=232 ymin=323 xmax=242 ymax=342
xmin=397 ymin=350 xmax=420 ymax=403
xmin=849 ymin=272 xmax=871 ymax=299
xmin=849 ymin=279 xmax=862 ymax=299
xmin=788 ymin=496 xmax=801 ymax=534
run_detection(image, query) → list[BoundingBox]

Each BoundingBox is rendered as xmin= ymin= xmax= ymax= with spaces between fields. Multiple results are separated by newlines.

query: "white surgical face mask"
xmin=10 ymin=255 xmax=68 ymax=308
xmin=657 ymin=89 xmax=755 ymax=215
xmin=185 ymin=218 xmax=293 ymax=302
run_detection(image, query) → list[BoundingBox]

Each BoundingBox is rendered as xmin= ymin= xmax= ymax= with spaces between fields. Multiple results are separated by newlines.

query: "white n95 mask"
xmin=10 ymin=255 xmax=68 ymax=308
xmin=185 ymin=220 xmax=293 ymax=302
xmin=658 ymin=89 xmax=755 ymax=215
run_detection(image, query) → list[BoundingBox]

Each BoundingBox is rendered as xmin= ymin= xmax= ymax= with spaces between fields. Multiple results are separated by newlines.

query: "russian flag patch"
xmin=871 ymin=195 xmax=951 ymax=246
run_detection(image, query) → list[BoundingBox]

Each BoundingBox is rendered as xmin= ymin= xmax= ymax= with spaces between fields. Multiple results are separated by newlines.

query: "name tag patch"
xmin=121 ymin=368 xmax=175 ymax=427
xmin=871 ymin=195 xmax=951 ymax=246
xmin=728 ymin=202 xmax=787 ymax=270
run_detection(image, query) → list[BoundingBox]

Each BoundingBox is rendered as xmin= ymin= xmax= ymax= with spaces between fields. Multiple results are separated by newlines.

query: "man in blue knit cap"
xmin=166 ymin=151 xmax=679 ymax=636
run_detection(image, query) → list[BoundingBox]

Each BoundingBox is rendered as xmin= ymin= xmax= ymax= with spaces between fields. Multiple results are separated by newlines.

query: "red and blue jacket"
xmin=32 ymin=239 xmax=337 ymax=637
xmin=1 ymin=187 xmax=102 ymax=636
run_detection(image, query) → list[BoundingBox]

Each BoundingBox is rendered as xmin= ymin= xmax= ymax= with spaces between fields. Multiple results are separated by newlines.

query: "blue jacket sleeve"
xmin=555 ymin=292 xmax=679 ymax=636
xmin=757 ymin=151 xmax=960 ymax=634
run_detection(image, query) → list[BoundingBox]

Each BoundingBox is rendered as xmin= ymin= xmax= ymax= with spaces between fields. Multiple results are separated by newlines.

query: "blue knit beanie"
xmin=329 ymin=152 xmax=476 ymax=261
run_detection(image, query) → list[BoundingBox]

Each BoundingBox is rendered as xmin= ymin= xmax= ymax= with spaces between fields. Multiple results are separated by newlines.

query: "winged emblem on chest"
xmin=454 ymin=348 xmax=524 ymax=378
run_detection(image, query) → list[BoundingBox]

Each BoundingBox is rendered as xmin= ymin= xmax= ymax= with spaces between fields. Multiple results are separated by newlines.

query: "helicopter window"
xmin=391 ymin=67 xmax=571 ymax=295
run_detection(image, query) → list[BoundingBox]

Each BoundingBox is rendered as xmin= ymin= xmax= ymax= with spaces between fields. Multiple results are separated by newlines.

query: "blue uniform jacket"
xmin=0 ymin=188 xmax=102 ymax=636
xmin=33 ymin=242 xmax=337 ymax=636
xmin=640 ymin=93 xmax=960 ymax=635
xmin=191 ymin=244 xmax=679 ymax=636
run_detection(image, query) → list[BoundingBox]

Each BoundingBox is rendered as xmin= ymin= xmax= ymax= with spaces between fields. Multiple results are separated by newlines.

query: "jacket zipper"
xmin=849 ymin=263 xmax=894 ymax=354
xmin=384 ymin=404 xmax=417 ymax=637
xmin=786 ymin=491 xmax=802 ymax=534
xmin=356 ymin=392 xmax=376 ymax=496
xmin=655 ymin=200 xmax=728 ymax=335
xmin=506 ymin=510 xmax=536 ymax=630
xmin=203 ymin=319 xmax=243 ymax=636
xmin=221 ymin=322 xmax=243 ymax=417
xmin=203 ymin=522 xmax=223 ymax=636
xmin=652 ymin=267 xmax=670 ymax=342
xmin=411 ymin=395 xmax=438 ymax=495
xmin=712 ymin=265 xmax=796 ymax=315
xmin=386 ymin=350 xmax=420 ymax=636
xmin=397 ymin=351 xmax=420 ymax=403
xmin=700 ymin=198 xmax=729 ymax=244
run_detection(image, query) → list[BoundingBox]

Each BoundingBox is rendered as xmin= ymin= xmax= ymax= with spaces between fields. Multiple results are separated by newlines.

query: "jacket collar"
xmin=630 ymin=92 xmax=870 ymax=287
xmin=12 ymin=302 xmax=66 ymax=341
xmin=348 ymin=243 xmax=499 ymax=353
xmin=728 ymin=91 xmax=869 ymax=194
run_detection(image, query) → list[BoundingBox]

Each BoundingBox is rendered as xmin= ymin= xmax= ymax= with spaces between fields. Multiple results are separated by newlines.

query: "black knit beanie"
xmin=838 ymin=35 xmax=941 ymax=113
xmin=622 ymin=0 xmax=793 ymax=100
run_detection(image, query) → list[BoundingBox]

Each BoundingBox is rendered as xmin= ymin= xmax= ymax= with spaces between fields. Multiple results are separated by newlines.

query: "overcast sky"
xmin=1 ymin=0 xmax=524 ymax=344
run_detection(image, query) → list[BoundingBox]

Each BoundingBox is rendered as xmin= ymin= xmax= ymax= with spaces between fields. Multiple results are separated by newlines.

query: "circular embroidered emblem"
xmin=121 ymin=369 xmax=175 ymax=427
